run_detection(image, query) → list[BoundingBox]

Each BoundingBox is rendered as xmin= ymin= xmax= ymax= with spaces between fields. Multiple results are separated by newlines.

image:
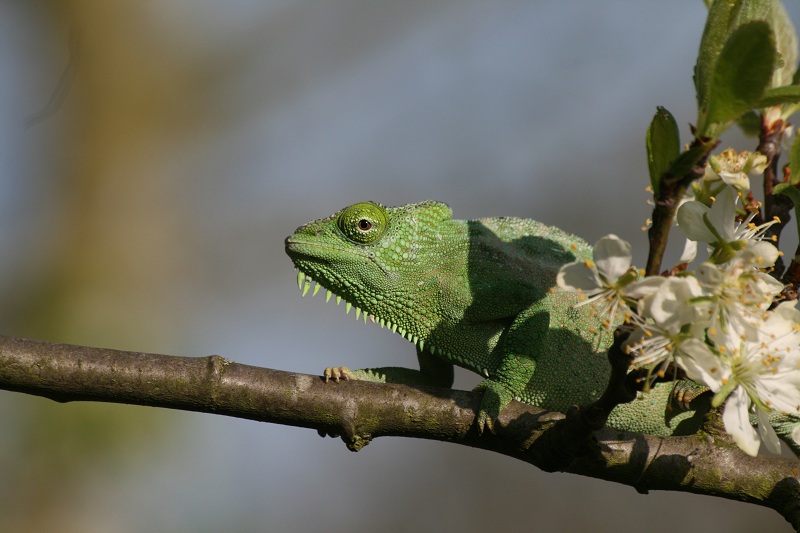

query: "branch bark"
xmin=1 ymin=335 xmax=799 ymax=527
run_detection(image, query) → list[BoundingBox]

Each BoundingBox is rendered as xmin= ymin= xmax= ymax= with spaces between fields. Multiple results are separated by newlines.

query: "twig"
xmin=645 ymin=137 xmax=717 ymax=276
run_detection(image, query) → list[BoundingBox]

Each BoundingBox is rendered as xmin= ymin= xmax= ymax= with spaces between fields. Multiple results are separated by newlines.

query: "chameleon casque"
xmin=285 ymin=200 xmax=800 ymax=450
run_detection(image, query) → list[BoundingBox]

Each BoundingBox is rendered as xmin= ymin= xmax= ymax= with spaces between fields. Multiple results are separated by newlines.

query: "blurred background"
xmin=1 ymin=1 xmax=798 ymax=532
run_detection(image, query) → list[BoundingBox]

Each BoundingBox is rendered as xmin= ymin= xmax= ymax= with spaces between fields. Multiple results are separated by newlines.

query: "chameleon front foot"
xmin=324 ymin=366 xmax=354 ymax=382
xmin=473 ymin=379 xmax=514 ymax=433
xmin=672 ymin=380 xmax=710 ymax=410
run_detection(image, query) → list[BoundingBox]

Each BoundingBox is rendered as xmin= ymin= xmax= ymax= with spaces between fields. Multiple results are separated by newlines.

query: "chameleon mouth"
xmin=293 ymin=268 xmax=439 ymax=356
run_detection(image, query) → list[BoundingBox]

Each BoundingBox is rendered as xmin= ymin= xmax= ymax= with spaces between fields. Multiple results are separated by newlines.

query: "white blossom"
xmin=556 ymin=234 xmax=640 ymax=328
xmin=677 ymin=186 xmax=738 ymax=246
xmin=678 ymin=303 xmax=800 ymax=456
xmin=694 ymin=256 xmax=784 ymax=342
xmin=561 ymin=166 xmax=800 ymax=457
xmin=624 ymin=276 xmax=706 ymax=380
xmin=703 ymin=148 xmax=768 ymax=191
xmin=677 ymin=186 xmax=779 ymax=264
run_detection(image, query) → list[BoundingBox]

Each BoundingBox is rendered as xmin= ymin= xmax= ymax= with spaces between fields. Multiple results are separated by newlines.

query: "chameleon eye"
xmin=338 ymin=202 xmax=387 ymax=244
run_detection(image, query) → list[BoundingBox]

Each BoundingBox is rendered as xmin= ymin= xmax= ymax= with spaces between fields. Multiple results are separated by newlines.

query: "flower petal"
xmin=695 ymin=262 xmax=723 ymax=287
xmin=757 ymin=410 xmax=782 ymax=454
xmin=674 ymin=338 xmax=727 ymax=391
xmin=717 ymin=170 xmax=750 ymax=191
xmin=755 ymin=368 xmax=800 ymax=415
xmin=722 ymin=387 xmax=760 ymax=456
xmin=556 ymin=262 xmax=601 ymax=292
xmin=679 ymin=238 xmax=698 ymax=263
xmin=625 ymin=276 xmax=666 ymax=299
xmin=639 ymin=277 xmax=701 ymax=330
xmin=593 ymin=234 xmax=632 ymax=281
xmin=677 ymin=201 xmax=716 ymax=243
xmin=708 ymin=187 xmax=736 ymax=242
xmin=741 ymin=241 xmax=780 ymax=268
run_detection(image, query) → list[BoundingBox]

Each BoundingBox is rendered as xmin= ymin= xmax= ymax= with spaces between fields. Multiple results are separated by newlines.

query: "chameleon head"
xmin=285 ymin=200 xmax=453 ymax=334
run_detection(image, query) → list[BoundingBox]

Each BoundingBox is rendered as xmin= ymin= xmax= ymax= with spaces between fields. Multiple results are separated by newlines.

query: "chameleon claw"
xmin=323 ymin=366 xmax=353 ymax=382
xmin=473 ymin=378 xmax=511 ymax=434
xmin=475 ymin=406 xmax=497 ymax=435
xmin=672 ymin=380 xmax=710 ymax=411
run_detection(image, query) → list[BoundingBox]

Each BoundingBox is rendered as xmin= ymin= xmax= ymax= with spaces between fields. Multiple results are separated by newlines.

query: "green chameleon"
xmin=285 ymin=200 xmax=800 ymax=452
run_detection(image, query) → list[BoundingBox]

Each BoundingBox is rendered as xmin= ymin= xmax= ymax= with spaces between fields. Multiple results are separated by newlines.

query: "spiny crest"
xmin=387 ymin=200 xmax=453 ymax=226
xmin=293 ymin=268 xmax=466 ymax=362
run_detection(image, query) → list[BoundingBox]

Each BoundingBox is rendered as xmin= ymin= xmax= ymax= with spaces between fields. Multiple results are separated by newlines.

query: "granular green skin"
xmin=284 ymin=201 xmax=787 ymax=441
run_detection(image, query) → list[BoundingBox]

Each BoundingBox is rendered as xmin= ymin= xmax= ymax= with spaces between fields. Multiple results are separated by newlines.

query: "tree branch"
xmin=645 ymin=137 xmax=717 ymax=276
xmin=1 ymin=335 xmax=799 ymax=527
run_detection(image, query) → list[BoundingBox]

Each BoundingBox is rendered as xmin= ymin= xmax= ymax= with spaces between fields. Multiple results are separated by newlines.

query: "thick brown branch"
xmin=0 ymin=335 xmax=798 ymax=527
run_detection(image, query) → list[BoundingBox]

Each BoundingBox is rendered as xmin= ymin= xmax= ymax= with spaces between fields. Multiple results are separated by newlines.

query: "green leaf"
xmin=646 ymin=107 xmax=680 ymax=198
xmin=699 ymin=21 xmax=776 ymax=137
xmin=758 ymin=85 xmax=800 ymax=106
xmin=774 ymin=182 xmax=799 ymax=198
xmin=790 ymin=132 xmax=800 ymax=185
xmin=767 ymin=0 xmax=798 ymax=88
xmin=665 ymin=140 xmax=716 ymax=184
xmin=695 ymin=0 xmax=740 ymax=111
xmin=736 ymin=110 xmax=762 ymax=136
xmin=694 ymin=0 xmax=772 ymax=112
xmin=774 ymin=183 xmax=800 ymax=237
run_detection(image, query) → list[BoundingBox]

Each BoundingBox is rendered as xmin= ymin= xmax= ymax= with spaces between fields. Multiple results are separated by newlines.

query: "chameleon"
xmin=285 ymin=200 xmax=800 ymax=452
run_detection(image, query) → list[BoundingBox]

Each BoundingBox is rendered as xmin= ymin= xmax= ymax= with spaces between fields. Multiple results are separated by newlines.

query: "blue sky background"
xmin=1 ymin=2 xmax=798 ymax=531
